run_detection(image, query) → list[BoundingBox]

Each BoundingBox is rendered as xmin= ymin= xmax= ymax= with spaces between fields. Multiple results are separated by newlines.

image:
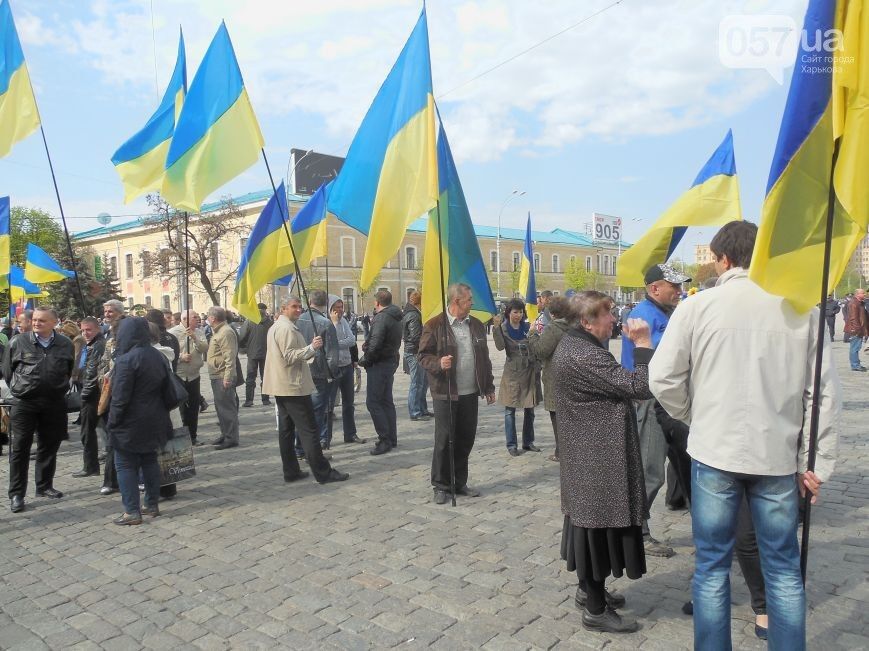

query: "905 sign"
xmin=593 ymin=214 xmax=621 ymax=243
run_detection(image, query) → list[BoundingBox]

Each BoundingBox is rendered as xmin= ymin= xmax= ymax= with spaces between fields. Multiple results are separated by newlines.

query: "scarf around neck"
xmin=505 ymin=320 xmax=530 ymax=341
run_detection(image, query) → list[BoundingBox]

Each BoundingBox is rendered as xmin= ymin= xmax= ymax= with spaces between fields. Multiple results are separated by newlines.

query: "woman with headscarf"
xmin=492 ymin=298 xmax=542 ymax=456
xmin=554 ymin=291 xmax=653 ymax=634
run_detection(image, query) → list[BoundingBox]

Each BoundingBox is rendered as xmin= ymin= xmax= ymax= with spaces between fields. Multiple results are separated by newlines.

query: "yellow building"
xmin=74 ymin=189 xmax=629 ymax=315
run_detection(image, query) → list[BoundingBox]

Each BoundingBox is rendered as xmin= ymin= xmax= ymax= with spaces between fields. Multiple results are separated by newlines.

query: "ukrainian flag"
xmin=422 ymin=121 xmax=496 ymax=323
xmin=112 ymin=29 xmax=186 ymax=203
xmin=232 ymin=182 xmax=294 ymax=322
xmin=9 ymin=265 xmax=44 ymax=302
xmin=327 ymin=8 xmax=438 ymax=289
xmin=616 ymin=130 xmax=742 ymax=287
xmin=750 ymin=0 xmax=868 ymax=313
xmin=290 ymin=181 xmax=332 ymax=270
xmin=518 ymin=214 xmax=538 ymax=322
xmin=0 ymin=196 xmax=9 ymax=288
xmin=162 ymin=22 xmax=264 ymax=212
xmin=0 ymin=0 xmax=41 ymax=158
xmin=24 ymin=243 xmax=73 ymax=284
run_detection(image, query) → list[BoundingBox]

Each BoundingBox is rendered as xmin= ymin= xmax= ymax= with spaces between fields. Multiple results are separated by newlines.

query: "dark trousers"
xmin=103 ymin=427 xmax=118 ymax=489
xmin=8 ymin=402 xmax=67 ymax=498
xmin=79 ymin=399 xmax=100 ymax=473
xmin=245 ymin=358 xmax=269 ymax=403
xmin=329 ymin=365 xmax=357 ymax=442
xmin=366 ymin=359 xmax=399 ymax=447
xmin=276 ymin=395 xmax=332 ymax=482
xmin=180 ymin=376 xmax=201 ymax=441
xmin=825 ymin=316 xmax=836 ymax=341
xmin=431 ymin=395 xmax=479 ymax=492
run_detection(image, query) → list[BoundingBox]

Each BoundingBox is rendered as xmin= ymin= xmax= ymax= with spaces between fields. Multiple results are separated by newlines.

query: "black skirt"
xmin=561 ymin=515 xmax=646 ymax=581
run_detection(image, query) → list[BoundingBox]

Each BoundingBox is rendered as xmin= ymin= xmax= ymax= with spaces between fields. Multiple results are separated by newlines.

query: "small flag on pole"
xmin=24 ymin=243 xmax=73 ymax=284
xmin=519 ymin=214 xmax=538 ymax=321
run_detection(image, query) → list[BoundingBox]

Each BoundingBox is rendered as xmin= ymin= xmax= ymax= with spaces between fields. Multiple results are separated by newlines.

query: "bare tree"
xmin=145 ymin=194 xmax=250 ymax=306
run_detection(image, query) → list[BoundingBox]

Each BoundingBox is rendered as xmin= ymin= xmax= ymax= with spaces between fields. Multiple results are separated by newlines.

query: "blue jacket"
xmin=621 ymin=299 xmax=671 ymax=371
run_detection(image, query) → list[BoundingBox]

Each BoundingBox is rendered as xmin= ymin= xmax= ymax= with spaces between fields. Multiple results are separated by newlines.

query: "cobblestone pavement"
xmin=0 ymin=337 xmax=866 ymax=650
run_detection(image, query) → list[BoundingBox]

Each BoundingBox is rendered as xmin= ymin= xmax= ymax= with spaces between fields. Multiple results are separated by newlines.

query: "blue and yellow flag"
xmin=10 ymin=265 xmax=44 ymax=301
xmin=750 ymin=0 xmax=868 ymax=313
xmin=290 ymin=181 xmax=332 ymax=271
xmin=162 ymin=22 xmax=264 ymax=212
xmin=422 ymin=121 xmax=496 ymax=324
xmin=518 ymin=214 xmax=538 ymax=322
xmin=24 ymin=243 xmax=73 ymax=284
xmin=616 ymin=130 xmax=742 ymax=287
xmin=327 ymin=8 xmax=437 ymax=289
xmin=0 ymin=0 xmax=40 ymax=158
xmin=112 ymin=29 xmax=186 ymax=203
xmin=0 ymin=196 xmax=9 ymax=288
xmin=232 ymin=182 xmax=294 ymax=322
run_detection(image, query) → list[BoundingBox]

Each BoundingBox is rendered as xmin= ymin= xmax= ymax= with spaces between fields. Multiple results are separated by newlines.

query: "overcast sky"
xmin=2 ymin=0 xmax=808 ymax=259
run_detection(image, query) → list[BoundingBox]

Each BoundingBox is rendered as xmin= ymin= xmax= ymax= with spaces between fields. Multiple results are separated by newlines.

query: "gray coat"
xmin=238 ymin=313 xmax=273 ymax=360
xmin=553 ymin=328 xmax=653 ymax=529
xmin=296 ymin=309 xmax=338 ymax=381
xmin=492 ymin=322 xmax=542 ymax=409
xmin=527 ymin=317 xmax=570 ymax=412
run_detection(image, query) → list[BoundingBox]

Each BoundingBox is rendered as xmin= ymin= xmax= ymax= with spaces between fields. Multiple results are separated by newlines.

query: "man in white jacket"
xmin=648 ymin=221 xmax=840 ymax=650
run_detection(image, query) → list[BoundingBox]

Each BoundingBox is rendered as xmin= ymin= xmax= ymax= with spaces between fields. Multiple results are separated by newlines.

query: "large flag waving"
xmin=327 ymin=8 xmax=437 ymax=289
xmin=162 ymin=22 xmax=264 ymax=212
xmin=232 ymin=181 xmax=294 ymax=322
xmin=0 ymin=196 xmax=9 ymax=288
xmin=422 ymin=121 xmax=496 ymax=323
xmin=24 ymin=243 xmax=73 ymax=284
xmin=9 ymin=265 xmax=44 ymax=301
xmin=750 ymin=0 xmax=868 ymax=313
xmin=616 ymin=130 xmax=742 ymax=287
xmin=112 ymin=29 xmax=186 ymax=203
xmin=519 ymin=214 xmax=538 ymax=322
xmin=290 ymin=181 xmax=331 ymax=271
xmin=0 ymin=0 xmax=41 ymax=158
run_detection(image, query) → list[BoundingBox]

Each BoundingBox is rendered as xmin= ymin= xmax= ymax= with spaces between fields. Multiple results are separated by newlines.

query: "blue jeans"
xmin=691 ymin=460 xmax=804 ymax=651
xmin=114 ymin=448 xmax=160 ymax=516
xmin=504 ymin=407 xmax=535 ymax=449
xmin=327 ymin=365 xmax=357 ymax=442
xmin=849 ymin=336 xmax=863 ymax=369
xmin=406 ymin=352 xmax=429 ymax=418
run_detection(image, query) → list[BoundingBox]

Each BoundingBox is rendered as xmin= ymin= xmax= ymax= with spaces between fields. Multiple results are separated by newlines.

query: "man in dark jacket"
xmin=418 ymin=283 xmax=495 ymax=504
xmin=844 ymin=289 xmax=868 ymax=371
xmin=296 ymin=290 xmax=339 ymax=451
xmin=239 ymin=303 xmax=273 ymax=407
xmin=74 ymin=317 xmax=105 ymax=478
xmin=825 ymin=294 xmax=841 ymax=342
xmin=402 ymin=291 xmax=430 ymax=421
xmin=359 ymin=290 xmax=403 ymax=455
xmin=4 ymin=307 xmax=75 ymax=513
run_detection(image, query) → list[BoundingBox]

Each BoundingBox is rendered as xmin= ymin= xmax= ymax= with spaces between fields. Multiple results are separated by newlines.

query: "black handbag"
xmin=65 ymin=384 xmax=82 ymax=413
xmin=234 ymin=356 xmax=244 ymax=388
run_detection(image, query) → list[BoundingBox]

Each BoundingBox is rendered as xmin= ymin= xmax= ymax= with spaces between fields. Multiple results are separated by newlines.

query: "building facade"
xmin=74 ymin=190 xmax=630 ymax=316
xmin=695 ymin=244 xmax=713 ymax=265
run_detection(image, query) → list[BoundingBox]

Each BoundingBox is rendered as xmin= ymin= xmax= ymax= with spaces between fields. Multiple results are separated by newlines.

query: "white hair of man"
xmin=103 ymin=299 xmax=125 ymax=314
xmin=207 ymin=306 xmax=227 ymax=322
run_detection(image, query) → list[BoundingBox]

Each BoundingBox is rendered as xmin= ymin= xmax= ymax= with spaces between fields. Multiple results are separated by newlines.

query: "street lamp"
xmin=496 ymin=190 xmax=526 ymax=298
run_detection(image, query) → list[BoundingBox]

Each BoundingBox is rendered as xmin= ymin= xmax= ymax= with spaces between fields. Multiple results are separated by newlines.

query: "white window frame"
xmin=552 ymin=254 xmax=560 ymax=274
xmin=340 ymin=237 xmax=356 ymax=267
xmin=342 ymin=287 xmax=355 ymax=313
xmin=512 ymin=252 xmax=521 ymax=271
xmin=585 ymin=256 xmax=592 ymax=272
xmin=404 ymin=245 xmax=418 ymax=270
xmin=533 ymin=253 xmax=541 ymax=273
xmin=124 ymin=252 xmax=134 ymax=279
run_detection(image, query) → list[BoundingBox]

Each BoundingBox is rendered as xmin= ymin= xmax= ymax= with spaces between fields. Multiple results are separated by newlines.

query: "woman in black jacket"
xmin=107 ymin=317 xmax=173 ymax=525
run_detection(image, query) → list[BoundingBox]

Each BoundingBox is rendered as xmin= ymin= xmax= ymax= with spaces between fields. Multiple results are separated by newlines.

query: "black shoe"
xmin=296 ymin=450 xmax=306 ymax=460
xmin=284 ymin=471 xmax=310 ymax=483
xmin=141 ymin=505 xmax=160 ymax=518
xmin=72 ymin=469 xmax=100 ymax=478
xmin=242 ymin=401 xmax=254 ymax=408
xmin=410 ymin=414 xmax=431 ymax=421
xmin=508 ymin=448 xmax=523 ymax=457
xmin=262 ymin=399 xmax=272 ymax=406
xmin=10 ymin=495 xmax=24 ymax=513
xmin=319 ymin=469 xmax=350 ymax=484
xmin=575 ymin=585 xmax=626 ymax=610
xmin=581 ymin=607 xmax=639 ymax=633
xmin=199 ymin=398 xmax=208 ymax=413
xmin=523 ymin=444 xmax=541 ymax=452
xmin=214 ymin=441 xmax=238 ymax=450
xmin=370 ymin=443 xmax=392 ymax=456
xmin=433 ymin=489 xmax=449 ymax=505
xmin=113 ymin=512 xmax=142 ymax=526
xmin=682 ymin=600 xmax=694 ymax=616
xmin=36 ymin=488 xmax=63 ymax=499
xmin=456 ymin=485 xmax=480 ymax=497
xmin=192 ymin=440 xmax=204 ymax=447
xmin=344 ymin=436 xmax=366 ymax=444
xmin=209 ymin=438 xmax=224 ymax=446
xmin=422 ymin=411 xmax=435 ymax=418
xmin=321 ymin=441 xmax=330 ymax=451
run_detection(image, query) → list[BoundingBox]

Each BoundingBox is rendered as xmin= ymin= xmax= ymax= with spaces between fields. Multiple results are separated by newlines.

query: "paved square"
xmin=0 ymin=338 xmax=866 ymax=650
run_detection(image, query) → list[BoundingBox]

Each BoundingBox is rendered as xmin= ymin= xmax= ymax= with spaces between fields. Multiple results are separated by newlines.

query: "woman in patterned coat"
xmin=553 ymin=290 xmax=654 ymax=634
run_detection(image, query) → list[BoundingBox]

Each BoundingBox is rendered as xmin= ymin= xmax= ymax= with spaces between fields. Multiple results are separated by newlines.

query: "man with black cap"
xmin=621 ymin=263 xmax=691 ymax=558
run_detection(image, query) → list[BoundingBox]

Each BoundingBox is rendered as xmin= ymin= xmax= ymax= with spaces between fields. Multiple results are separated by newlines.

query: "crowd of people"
xmin=0 ymin=220 xmax=841 ymax=647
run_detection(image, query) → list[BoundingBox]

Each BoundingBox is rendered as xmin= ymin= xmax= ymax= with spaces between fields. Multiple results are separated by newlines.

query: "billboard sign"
xmin=290 ymin=149 xmax=345 ymax=195
xmin=592 ymin=213 xmax=622 ymax=243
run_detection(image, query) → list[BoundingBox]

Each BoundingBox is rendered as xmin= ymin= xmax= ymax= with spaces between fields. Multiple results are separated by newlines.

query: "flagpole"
xmin=799 ymin=140 xmax=841 ymax=584
xmin=37 ymin=126 xmax=87 ymax=316
xmin=184 ymin=211 xmax=190 ymax=354
xmin=260 ymin=149 xmax=318 ymax=337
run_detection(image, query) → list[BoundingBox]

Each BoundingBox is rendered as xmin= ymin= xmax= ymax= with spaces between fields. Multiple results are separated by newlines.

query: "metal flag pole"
xmin=37 ymin=126 xmax=87 ymax=316
xmin=260 ymin=149 xmax=318 ymax=337
xmin=184 ymin=211 xmax=191 ymax=354
xmin=800 ymin=139 xmax=841 ymax=584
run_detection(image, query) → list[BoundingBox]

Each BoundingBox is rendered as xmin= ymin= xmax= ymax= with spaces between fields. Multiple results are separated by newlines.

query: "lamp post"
xmin=496 ymin=190 xmax=525 ymax=298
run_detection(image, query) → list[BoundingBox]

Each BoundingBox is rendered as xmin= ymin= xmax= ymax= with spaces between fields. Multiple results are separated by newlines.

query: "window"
xmin=405 ymin=246 xmax=417 ymax=270
xmin=141 ymin=250 xmax=152 ymax=277
xmin=612 ymin=258 xmax=617 ymax=278
xmin=570 ymin=255 xmax=576 ymax=266
xmin=490 ymin=250 xmax=497 ymax=272
xmin=533 ymin=253 xmax=541 ymax=273
xmin=240 ymin=238 xmax=248 ymax=257
xmin=127 ymin=297 xmax=134 ymax=309
xmin=603 ymin=255 xmax=610 ymax=275
xmin=340 ymin=237 xmax=356 ymax=267
xmin=552 ymin=254 xmax=560 ymax=274
xmin=125 ymin=253 xmax=133 ymax=278
xmin=585 ymin=256 xmax=592 ymax=272
xmin=162 ymin=295 xmax=171 ymax=311
xmin=109 ymin=256 xmax=118 ymax=277
xmin=512 ymin=252 xmax=520 ymax=271
xmin=145 ymin=296 xmax=152 ymax=307
xmin=209 ymin=243 xmax=219 ymax=271
xmin=342 ymin=287 xmax=355 ymax=314
xmin=596 ymin=254 xmax=601 ymax=272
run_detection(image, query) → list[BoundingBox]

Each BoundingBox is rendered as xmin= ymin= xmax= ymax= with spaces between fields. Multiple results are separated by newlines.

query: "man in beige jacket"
xmin=206 ymin=307 xmax=240 ymax=450
xmin=263 ymin=297 xmax=349 ymax=484
xmin=169 ymin=310 xmax=209 ymax=446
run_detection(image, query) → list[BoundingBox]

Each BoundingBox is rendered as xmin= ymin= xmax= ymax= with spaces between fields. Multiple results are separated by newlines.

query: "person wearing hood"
xmin=146 ymin=309 xmax=179 ymax=371
xmin=359 ymin=289 xmax=403 ymax=455
xmin=327 ymin=294 xmax=364 ymax=445
xmin=238 ymin=303 xmax=273 ymax=407
xmin=106 ymin=317 xmax=174 ymax=525
xmin=296 ymin=290 xmax=339 ymax=452
xmin=402 ymin=291 xmax=431 ymax=421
